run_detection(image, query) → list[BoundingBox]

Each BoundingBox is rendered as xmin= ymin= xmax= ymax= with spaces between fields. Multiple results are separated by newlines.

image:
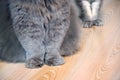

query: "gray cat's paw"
xmin=83 ymin=21 xmax=93 ymax=28
xmin=26 ymin=57 xmax=44 ymax=68
xmin=93 ymin=19 xmax=103 ymax=26
xmin=45 ymin=54 xmax=64 ymax=66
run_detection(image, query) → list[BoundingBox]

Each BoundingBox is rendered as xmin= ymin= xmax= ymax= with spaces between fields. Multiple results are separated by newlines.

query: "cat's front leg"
xmin=16 ymin=23 xmax=46 ymax=68
xmin=44 ymin=20 xmax=68 ymax=66
xmin=13 ymin=21 xmax=45 ymax=68
xmin=77 ymin=0 xmax=103 ymax=27
xmin=92 ymin=0 xmax=103 ymax=26
xmin=77 ymin=0 xmax=93 ymax=28
xmin=9 ymin=1 xmax=45 ymax=68
xmin=14 ymin=22 xmax=45 ymax=68
xmin=45 ymin=6 xmax=70 ymax=66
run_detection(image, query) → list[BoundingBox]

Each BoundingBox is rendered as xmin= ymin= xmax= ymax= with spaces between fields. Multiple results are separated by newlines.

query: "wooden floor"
xmin=0 ymin=0 xmax=120 ymax=80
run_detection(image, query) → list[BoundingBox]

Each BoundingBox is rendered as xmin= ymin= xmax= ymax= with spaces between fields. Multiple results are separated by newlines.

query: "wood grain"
xmin=0 ymin=0 xmax=120 ymax=80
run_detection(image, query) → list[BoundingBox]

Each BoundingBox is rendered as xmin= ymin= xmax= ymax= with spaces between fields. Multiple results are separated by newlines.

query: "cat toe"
xmin=93 ymin=19 xmax=103 ymax=26
xmin=83 ymin=21 xmax=93 ymax=28
xmin=26 ymin=57 xmax=44 ymax=68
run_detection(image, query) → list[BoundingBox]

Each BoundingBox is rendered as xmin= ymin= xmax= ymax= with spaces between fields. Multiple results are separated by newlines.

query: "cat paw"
xmin=26 ymin=57 xmax=44 ymax=68
xmin=93 ymin=19 xmax=103 ymax=26
xmin=45 ymin=54 xmax=65 ymax=66
xmin=83 ymin=21 xmax=93 ymax=28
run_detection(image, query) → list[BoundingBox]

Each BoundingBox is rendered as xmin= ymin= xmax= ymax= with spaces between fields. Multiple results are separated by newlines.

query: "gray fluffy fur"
xmin=0 ymin=0 xmax=103 ymax=68
xmin=0 ymin=0 xmax=80 ymax=68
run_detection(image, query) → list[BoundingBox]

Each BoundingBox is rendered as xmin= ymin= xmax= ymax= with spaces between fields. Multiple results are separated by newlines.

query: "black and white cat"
xmin=77 ymin=0 xmax=103 ymax=28
xmin=0 ymin=0 xmax=103 ymax=68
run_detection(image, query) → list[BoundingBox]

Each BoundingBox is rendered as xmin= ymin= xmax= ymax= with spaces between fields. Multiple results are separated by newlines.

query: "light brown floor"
xmin=0 ymin=0 xmax=120 ymax=80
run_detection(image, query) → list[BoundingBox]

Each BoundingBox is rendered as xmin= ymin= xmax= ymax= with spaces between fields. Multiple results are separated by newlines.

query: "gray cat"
xmin=0 ymin=0 xmax=103 ymax=68
xmin=76 ymin=0 xmax=103 ymax=28
xmin=8 ymin=0 xmax=72 ymax=68
xmin=0 ymin=0 xmax=80 ymax=68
